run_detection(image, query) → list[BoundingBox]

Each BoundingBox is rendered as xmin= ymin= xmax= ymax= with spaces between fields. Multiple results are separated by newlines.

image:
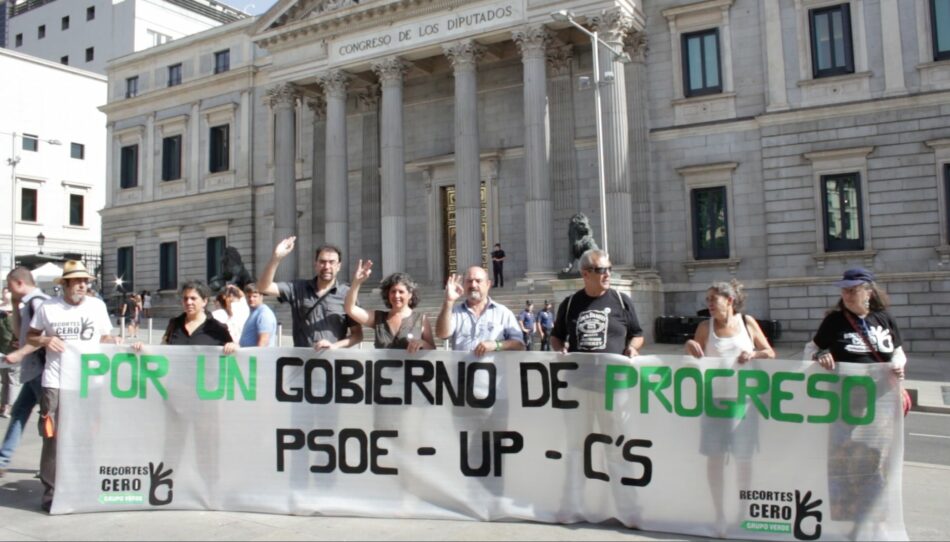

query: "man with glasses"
xmin=550 ymin=249 xmax=643 ymax=356
xmin=257 ymin=236 xmax=362 ymax=349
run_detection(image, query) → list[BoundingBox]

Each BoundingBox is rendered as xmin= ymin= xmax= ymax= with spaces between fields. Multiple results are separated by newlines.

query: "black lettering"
xmin=304 ymin=359 xmax=332 ymax=404
xmin=275 ymin=357 xmax=303 ymax=402
xmin=276 ymin=428 xmax=304 ymax=471
xmin=405 ymin=359 xmax=435 ymax=405
xmin=583 ymin=433 xmax=612 ymax=482
xmin=492 ymin=431 xmax=523 ymax=477
xmin=435 ymin=361 xmax=464 ymax=406
xmin=307 ymin=429 xmax=336 ymax=473
xmin=334 ymin=359 xmax=364 ymax=404
xmin=619 ymin=439 xmax=653 ymax=486
xmin=338 ymin=428 xmax=368 ymax=474
xmin=520 ymin=363 xmax=550 ymax=407
xmin=460 ymin=431 xmax=491 ymax=477
xmin=551 ymin=362 xmax=579 ymax=409
xmin=370 ymin=430 xmax=398 ymax=475
xmin=466 ymin=362 xmax=496 ymax=408
xmin=373 ymin=359 xmax=402 ymax=405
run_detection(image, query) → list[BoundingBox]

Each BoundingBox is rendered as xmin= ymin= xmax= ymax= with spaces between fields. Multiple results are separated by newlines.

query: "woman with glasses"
xmin=804 ymin=268 xmax=907 ymax=540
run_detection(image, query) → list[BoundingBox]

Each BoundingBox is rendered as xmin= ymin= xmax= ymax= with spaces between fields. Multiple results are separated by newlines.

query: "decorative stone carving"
xmin=372 ymin=57 xmax=409 ymax=84
xmin=443 ymin=40 xmax=485 ymax=69
xmin=546 ymin=42 xmax=574 ymax=76
xmin=306 ymin=95 xmax=327 ymax=120
xmin=355 ymin=84 xmax=380 ymax=111
xmin=563 ymin=213 xmax=600 ymax=274
xmin=264 ymin=83 xmax=298 ymax=109
xmin=624 ymin=31 xmax=648 ymax=63
xmin=591 ymin=9 xmax=633 ymax=44
xmin=317 ymin=70 xmax=350 ymax=98
xmin=513 ymin=25 xmax=550 ymax=58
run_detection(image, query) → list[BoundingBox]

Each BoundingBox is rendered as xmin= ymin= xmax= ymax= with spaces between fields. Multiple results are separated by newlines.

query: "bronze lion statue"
xmin=563 ymin=213 xmax=600 ymax=274
xmin=209 ymin=246 xmax=253 ymax=292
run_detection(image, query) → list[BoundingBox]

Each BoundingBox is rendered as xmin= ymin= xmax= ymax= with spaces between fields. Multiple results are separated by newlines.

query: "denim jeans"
xmin=0 ymin=375 xmax=42 ymax=469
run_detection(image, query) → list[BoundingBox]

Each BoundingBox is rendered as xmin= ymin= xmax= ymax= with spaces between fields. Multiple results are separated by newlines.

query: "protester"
xmin=257 ymin=236 xmax=362 ymax=349
xmin=344 ymin=260 xmax=434 ymax=351
xmin=27 ymin=261 xmax=118 ymax=511
xmin=518 ymin=300 xmax=539 ymax=351
xmin=142 ymin=290 xmax=152 ymax=318
xmin=684 ymin=279 xmax=775 ymax=531
xmin=238 ymin=283 xmax=277 ymax=347
xmin=225 ymin=285 xmax=249 ymax=342
xmin=804 ymin=268 xmax=907 ymax=539
xmin=162 ymin=281 xmax=236 ymax=351
xmin=0 ymin=289 xmax=16 ymax=418
xmin=0 ymin=268 xmax=49 ymax=477
xmin=120 ymin=292 xmax=140 ymax=339
xmin=435 ymin=266 xmax=524 ymax=354
xmin=537 ymin=301 xmax=555 ymax=352
xmin=550 ymin=249 xmax=643 ymax=356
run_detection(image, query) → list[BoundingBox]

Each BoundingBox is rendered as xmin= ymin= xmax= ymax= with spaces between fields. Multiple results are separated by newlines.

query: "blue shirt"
xmin=538 ymin=310 xmax=554 ymax=330
xmin=519 ymin=309 xmax=536 ymax=332
xmin=447 ymin=298 xmax=524 ymax=352
xmin=239 ymin=304 xmax=278 ymax=347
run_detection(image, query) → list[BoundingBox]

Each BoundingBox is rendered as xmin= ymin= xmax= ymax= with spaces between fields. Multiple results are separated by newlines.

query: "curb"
xmin=904 ymin=387 xmax=950 ymax=415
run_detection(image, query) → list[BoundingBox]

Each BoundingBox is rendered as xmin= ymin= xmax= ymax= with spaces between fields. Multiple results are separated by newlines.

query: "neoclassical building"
xmin=100 ymin=0 xmax=950 ymax=350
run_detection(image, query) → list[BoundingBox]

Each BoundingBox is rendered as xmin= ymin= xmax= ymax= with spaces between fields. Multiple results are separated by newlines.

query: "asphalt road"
xmin=904 ymin=411 xmax=950 ymax=466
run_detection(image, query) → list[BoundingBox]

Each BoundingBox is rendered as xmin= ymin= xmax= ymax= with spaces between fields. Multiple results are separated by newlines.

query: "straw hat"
xmin=54 ymin=260 xmax=96 ymax=284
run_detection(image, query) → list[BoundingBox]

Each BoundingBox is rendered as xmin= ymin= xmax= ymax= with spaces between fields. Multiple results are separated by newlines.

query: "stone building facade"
xmin=100 ymin=0 xmax=950 ymax=350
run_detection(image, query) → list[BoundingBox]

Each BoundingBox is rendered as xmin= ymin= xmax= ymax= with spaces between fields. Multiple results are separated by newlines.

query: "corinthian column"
xmin=514 ymin=25 xmax=555 ymax=277
xmin=591 ymin=10 xmax=635 ymax=268
xmin=443 ymin=40 xmax=485 ymax=271
xmin=265 ymin=83 xmax=299 ymax=280
xmin=317 ymin=70 xmax=350 ymax=256
xmin=307 ymin=96 xmax=327 ymax=250
xmin=372 ymin=57 xmax=409 ymax=276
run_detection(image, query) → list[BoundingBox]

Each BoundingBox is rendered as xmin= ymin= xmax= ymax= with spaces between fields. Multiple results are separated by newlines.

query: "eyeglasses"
xmin=585 ymin=266 xmax=612 ymax=274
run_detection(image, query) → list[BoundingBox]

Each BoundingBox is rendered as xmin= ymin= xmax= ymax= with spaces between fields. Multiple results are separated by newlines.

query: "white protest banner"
xmin=54 ymin=345 xmax=907 ymax=540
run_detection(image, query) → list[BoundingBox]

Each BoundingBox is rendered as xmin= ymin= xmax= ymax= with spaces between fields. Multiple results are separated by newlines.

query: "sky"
xmin=237 ymin=1 xmax=280 ymax=16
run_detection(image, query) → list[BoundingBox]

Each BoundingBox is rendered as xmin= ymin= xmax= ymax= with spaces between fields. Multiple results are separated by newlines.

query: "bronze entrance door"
xmin=440 ymin=184 xmax=489 ymax=281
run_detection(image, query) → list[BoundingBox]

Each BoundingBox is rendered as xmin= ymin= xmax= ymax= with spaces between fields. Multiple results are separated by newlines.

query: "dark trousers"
xmin=39 ymin=387 xmax=59 ymax=511
xmin=540 ymin=328 xmax=552 ymax=351
xmin=493 ymin=263 xmax=504 ymax=287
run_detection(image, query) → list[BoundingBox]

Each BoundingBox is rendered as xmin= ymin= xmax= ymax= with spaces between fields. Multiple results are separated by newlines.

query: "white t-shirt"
xmin=30 ymin=296 xmax=113 ymax=389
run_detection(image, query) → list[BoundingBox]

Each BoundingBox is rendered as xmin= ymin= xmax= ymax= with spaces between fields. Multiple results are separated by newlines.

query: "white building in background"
xmin=0 ymin=47 xmax=106 ymax=278
xmin=6 ymin=0 xmax=247 ymax=74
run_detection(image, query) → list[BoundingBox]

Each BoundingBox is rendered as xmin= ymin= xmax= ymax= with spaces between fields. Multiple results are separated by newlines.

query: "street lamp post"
xmin=3 ymin=131 xmax=61 ymax=271
xmin=550 ymin=10 xmax=631 ymax=255
xmin=37 ymin=232 xmax=46 ymax=254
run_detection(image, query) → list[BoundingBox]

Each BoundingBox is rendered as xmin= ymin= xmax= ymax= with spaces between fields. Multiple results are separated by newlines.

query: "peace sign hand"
xmin=444 ymin=274 xmax=464 ymax=303
xmin=352 ymin=259 xmax=373 ymax=285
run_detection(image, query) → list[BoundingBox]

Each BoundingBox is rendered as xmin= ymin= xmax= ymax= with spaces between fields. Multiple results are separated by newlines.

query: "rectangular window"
xmin=168 ymin=63 xmax=182 ymax=87
xmin=159 ymin=242 xmax=178 ymax=291
xmin=71 ymin=142 xmax=85 ymax=160
xmin=38 ymin=25 xmax=45 ymax=39
xmin=120 ymin=145 xmax=139 ymax=189
xmin=162 ymin=135 xmax=182 ymax=181
xmin=214 ymin=50 xmax=230 ymax=74
xmin=85 ymin=47 xmax=94 ymax=62
xmin=809 ymin=4 xmax=854 ymax=78
xmin=125 ymin=76 xmax=139 ymax=98
xmin=821 ymin=173 xmax=864 ymax=251
xmin=15 ymin=33 xmax=23 ymax=47
xmin=933 ymin=0 xmax=950 ymax=60
xmin=21 ymin=188 xmax=38 ymax=222
xmin=87 ymin=6 xmax=95 ymax=20
xmin=148 ymin=30 xmax=172 ymax=46
xmin=61 ymin=56 xmax=69 ymax=65
xmin=206 ymin=236 xmax=226 ymax=283
xmin=62 ymin=16 xmax=70 ymax=30
xmin=209 ymin=124 xmax=230 ymax=173
xmin=690 ymin=186 xmax=729 ymax=260
xmin=22 ymin=134 xmax=38 ymax=152
xmin=117 ymin=247 xmax=134 ymax=294
xmin=69 ymin=194 xmax=84 ymax=226
xmin=682 ymin=29 xmax=721 ymax=97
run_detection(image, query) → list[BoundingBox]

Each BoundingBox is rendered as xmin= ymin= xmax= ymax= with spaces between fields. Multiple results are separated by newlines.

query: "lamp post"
xmin=550 ymin=10 xmax=631 ymax=255
xmin=3 ymin=132 xmax=61 ymax=271
xmin=37 ymin=232 xmax=45 ymax=254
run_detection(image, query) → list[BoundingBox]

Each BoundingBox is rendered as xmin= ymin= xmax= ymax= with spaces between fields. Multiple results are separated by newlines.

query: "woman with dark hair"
xmin=344 ymin=260 xmax=434 ymax=352
xmin=804 ymin=268 xmax=906 ymax=539
xmin=162 ymin=281 xmax=237 ymax=352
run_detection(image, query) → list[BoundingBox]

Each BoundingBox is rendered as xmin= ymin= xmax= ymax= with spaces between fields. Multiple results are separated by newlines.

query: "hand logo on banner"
xmin=148 ymin=462 xmax=174 ymax=506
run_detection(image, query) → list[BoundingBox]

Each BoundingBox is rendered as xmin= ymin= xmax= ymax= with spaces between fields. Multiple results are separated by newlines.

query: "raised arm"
xmin=435 ymin=274 xmax=463 ymax=340
xmin=257 ymin=236 xmax=296 ymax=296
xmin=344 ymin=259 xmax=376 ymax=327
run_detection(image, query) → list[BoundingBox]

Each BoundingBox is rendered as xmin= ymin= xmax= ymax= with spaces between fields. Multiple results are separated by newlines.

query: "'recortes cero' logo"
xmin=739 ymin=489 xmax=823 ymax=540
xmin=97 ymin=461 xmax=173 ymax=506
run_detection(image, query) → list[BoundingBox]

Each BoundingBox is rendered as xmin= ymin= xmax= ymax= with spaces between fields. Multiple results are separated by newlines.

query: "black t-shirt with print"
xmin=812 ymin=309 xmax=902 ymax=364
xmin=551 ymin=289 xmax=642 ymax=354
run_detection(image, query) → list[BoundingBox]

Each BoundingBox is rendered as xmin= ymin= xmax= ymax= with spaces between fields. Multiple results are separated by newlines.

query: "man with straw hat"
xmin=26 ymin=260 xmax=118 ymax=512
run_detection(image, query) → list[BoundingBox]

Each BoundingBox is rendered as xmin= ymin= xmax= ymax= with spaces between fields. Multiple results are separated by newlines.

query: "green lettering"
xmin=110 ymin=353 xmax=139 ymax=399
xmin=771 ymin=372 xmax=805 ymax=423
xmin=139 ymin=355 xmax=169 ymax=400
xmin=604 ymin=364 xmax=637 ymax=411
xmin=196 ymin=355 xmax=226 ymax=400
xmin=226 ymin=356 xmax=256 ymax=400
xmin=640 ymin=366 xmax=672 ymax=413
xmin=806 ymin=372 xmax=839 ymax=423
xmin=737 ymin=369 xmax=770 ymax=419
xmin=673 ymin=367 xmax=703 ymax=417
xmin=704 ymin=369 xmax=742 ymax=418
xmin=841 ymin=376 xmax=875 ymax=425
xmin=80 ymin=353 xmax=110 ymax=398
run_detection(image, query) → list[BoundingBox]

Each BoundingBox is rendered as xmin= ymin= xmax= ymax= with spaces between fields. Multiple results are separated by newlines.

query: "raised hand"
xmin=444 ymin=274 xmax=463 ymax=303
xmin=273 ymin=236 xmax=296 ymax=260
xmin=352 ymin=259 xmax=373 ymax=285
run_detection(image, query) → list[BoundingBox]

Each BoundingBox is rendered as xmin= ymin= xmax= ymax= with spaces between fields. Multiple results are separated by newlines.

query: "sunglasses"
xmin=585 ymin=266 xmax=612 ymax=274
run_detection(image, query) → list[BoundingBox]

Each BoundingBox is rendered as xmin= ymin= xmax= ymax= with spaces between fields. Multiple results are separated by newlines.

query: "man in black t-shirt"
xmin=491 ymin=243 xmax=505 ymax=288
xmin=551 ymin=249 xmax=643 ymax=356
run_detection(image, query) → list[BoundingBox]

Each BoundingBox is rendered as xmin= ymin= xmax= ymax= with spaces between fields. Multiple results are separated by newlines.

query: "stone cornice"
xmin=443 ymin=40 xmax=486 ymax=69
xmin=99 ymin=65 xmax=257 ymax=117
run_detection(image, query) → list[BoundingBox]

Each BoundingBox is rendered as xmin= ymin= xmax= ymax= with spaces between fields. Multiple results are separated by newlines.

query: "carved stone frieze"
xmin=443 ymin=39 xmax=485 ymax=70
xmin=317 ymin=70 xmax=350 ymax=98
xmin=512 ymin=25 xmax=550 ymax=58
xmin=624 ymin=31 xmax=648 ymax=63
xmin=372 ymin=57 xmax=409 ymax=84
xmin=355 ymin=84 xmax=381 ymax=111
xmin=306 ymin=95 xmax=327 ymax=119
xmin=546 ymin=42 xmax=574 ymax=76
xmin=590 ymin=9 xmax=634 ymax=45
xmin=265 ymin=83 xmax=299 ymax=109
